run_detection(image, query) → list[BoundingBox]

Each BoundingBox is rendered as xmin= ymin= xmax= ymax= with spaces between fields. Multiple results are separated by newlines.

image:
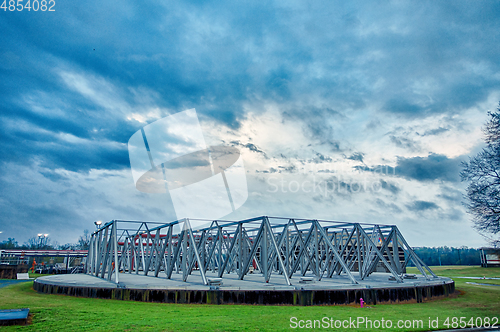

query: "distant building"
xmin=480 ymin=247 xmax=500 ymax=267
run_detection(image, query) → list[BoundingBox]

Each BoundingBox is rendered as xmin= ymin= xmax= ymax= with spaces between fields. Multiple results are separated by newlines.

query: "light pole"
xmin=94 ymin=220 xmax=102 ymax=230
xmin=37 ymin=233 xmax=48 ymax=248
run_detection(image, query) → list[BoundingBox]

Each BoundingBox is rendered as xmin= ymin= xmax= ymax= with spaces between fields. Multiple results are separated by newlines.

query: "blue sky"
xmin=1 ymin=0 xmax=500 ymax=246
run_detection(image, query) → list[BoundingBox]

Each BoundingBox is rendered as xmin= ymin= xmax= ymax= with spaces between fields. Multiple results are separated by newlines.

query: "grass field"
xmin=0 ymin=266 xmax=499 ymax=331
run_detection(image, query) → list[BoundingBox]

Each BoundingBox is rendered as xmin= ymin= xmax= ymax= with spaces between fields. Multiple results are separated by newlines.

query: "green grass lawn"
xmin=28 ymin=273 xmax=54 ymax=278
xmin=0 ymin=266 xmax=499 ymax=331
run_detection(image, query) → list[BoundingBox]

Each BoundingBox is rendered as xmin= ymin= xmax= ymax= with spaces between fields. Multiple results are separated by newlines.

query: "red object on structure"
xmin=31 ymin=259 xmax=36 ymax=273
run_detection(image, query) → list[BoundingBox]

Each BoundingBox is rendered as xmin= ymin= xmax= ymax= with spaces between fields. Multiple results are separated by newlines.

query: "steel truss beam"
xmin=86 ymin=217 xmax=436 ymax=285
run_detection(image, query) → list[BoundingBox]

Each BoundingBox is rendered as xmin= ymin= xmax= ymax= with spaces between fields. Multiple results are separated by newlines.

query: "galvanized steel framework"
xmin=85 ymin=216 xmax=436 ymax=285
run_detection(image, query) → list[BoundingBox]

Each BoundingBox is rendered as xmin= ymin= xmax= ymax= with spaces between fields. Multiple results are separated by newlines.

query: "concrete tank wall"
xmin=33 ymin=280 xmax=455 ymax=306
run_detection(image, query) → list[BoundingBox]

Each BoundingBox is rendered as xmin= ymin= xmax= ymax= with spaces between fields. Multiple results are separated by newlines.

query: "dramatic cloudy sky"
xmin=1 ymin=0 xmax=499 ymax=247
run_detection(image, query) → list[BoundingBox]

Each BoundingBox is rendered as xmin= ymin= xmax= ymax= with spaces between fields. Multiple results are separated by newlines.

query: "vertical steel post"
xmin=262 ymin=219 xmax=268 ymax=281
xmin=113 ymin=221 xmax=119 ymax=284
xmin=315 ymin=223 xmax=320 ymax=277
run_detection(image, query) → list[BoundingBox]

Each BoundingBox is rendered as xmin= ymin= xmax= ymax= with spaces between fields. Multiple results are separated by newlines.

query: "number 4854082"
xmin=1 ymin=0 xmax=55 ymax=11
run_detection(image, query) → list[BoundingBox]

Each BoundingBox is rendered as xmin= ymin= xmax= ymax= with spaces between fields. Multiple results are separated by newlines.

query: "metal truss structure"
xmin=86 ymin=216 xmax=436 ymax=285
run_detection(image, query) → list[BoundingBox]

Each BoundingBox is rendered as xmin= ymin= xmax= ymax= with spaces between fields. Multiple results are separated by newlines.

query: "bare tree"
xmin=461 ymin=103 xmax=500 ymax=246
xmin=59 ymin=243 xmax=78 ymax=250
xmin=24 ymin=236 xmax=52 ymax=249
xmin=77 ymin=229 xmax=91 ymax=250
xmin=25 ymin=237 xmax=39 ymax=249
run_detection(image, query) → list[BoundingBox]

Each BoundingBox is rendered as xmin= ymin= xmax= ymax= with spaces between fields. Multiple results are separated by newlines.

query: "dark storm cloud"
xmin=255 ymin=168 xmax=278 ymax=174
xmin=283 ymin=107 xmax=346 ymax=152
xmin=346 ymin=152 xmax=364 ymax=162
xmin=255 ymin=164 xmax=297 ymax=174
xmin=406 ymin=200 xmax=439 ymax=212
xmin=390 ymin=136 xmax=419 ymax=151
xmin=356 ymin=154 xmax=463 ymax=183
xmin=1 ymin=0 xmax=499 ymax=174
xmin=0 ymin=173 xmax=87 ymax=241
xmin=396 ymin=154 xmax=463 ymax=182
xmin=384 ymin=99 xmax=424 ymax=116
xmin=230 ymin=141 xmax=268 ymax=157
xmin=376 ymin=2 xmax=500 ymax=117
xmin=314 ymin=152 xmax=333 ymax=163
xmin=0 ymin=102 xmax=132 ymax=172
xmin=39 ymin=169 xmax=69 ymax=183
xmin=374 ymin=198 xmax=402 ymax=214
xmin=421 ymin=127 xmax=449 ymax=136
xmin=380 ymin=180 xmax=400 ymax=195
xmin=437 ymin=185 xmax=464 ymax=203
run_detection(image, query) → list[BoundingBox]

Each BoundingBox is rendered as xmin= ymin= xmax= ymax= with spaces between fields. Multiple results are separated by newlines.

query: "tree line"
xmin=410 ymin=246 xmax=481 ymax=266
